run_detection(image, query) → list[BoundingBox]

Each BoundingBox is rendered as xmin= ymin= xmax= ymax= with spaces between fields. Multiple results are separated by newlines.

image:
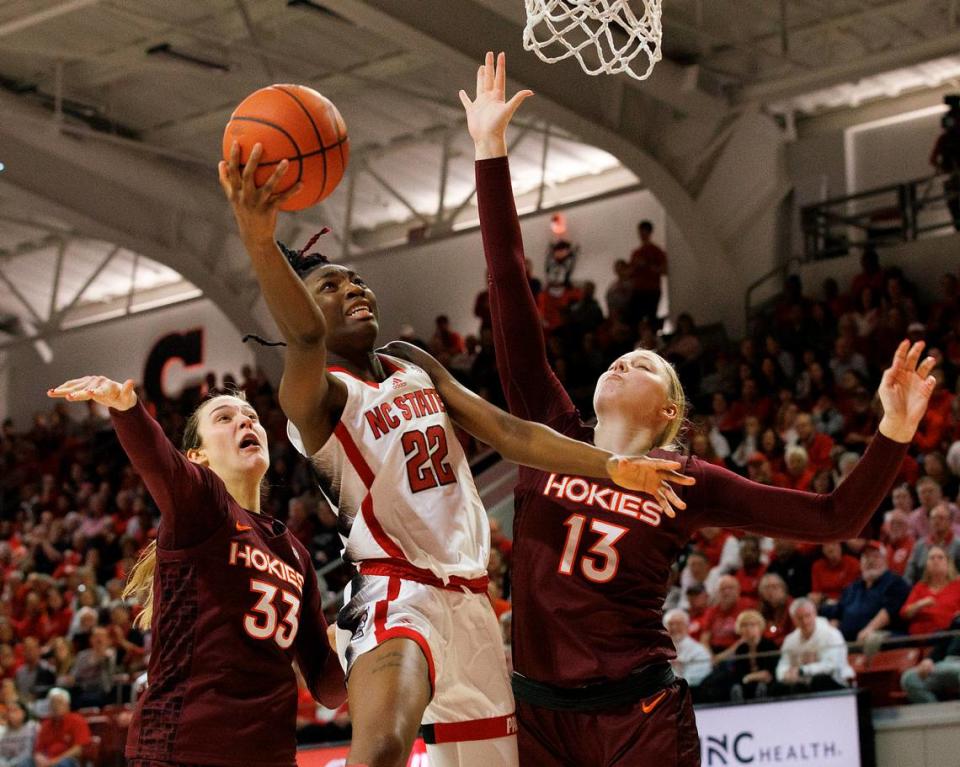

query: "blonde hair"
xmin=922 ymin=545 xmax=959 ymax=586
xmin=735 ymin=609 xmax=766 ymax=635
xmin=652 ymin=354 xmax=687 ymax=450
xmin=122 ymin=540 xmax=157 ymax=630
xmin=123 ymin=390 xmax=252 ymax=629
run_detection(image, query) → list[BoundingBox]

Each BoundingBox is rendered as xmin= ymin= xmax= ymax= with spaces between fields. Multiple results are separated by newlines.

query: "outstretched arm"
xmin=47 ymin=377 xmax=226 ymax=548
xmin=219 ymin=144 xmax=346 ymax=455
xmin=462 ymin=52 xmax=574 ymax=424
xmin=689 ymin=341 xmax=936 ymax=540
xmin=380 ymin=342 xmax=694 ymax=516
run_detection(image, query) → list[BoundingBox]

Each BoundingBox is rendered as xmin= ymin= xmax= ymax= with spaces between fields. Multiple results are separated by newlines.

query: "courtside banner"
xmin=297 ymin=738 xmax=429 ymax=766
xmin=695 ymin=692 xmax=865 ymax=766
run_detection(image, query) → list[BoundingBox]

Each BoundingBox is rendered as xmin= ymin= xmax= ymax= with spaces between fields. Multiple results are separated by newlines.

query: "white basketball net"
xmin=523 ymin=0 xmax=663 ymax=81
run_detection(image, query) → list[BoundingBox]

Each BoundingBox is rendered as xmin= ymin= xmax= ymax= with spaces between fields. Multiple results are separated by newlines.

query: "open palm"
xmin=878 ymin=340 xmax=937 ymax=437
xmin=459 ymin=51 xmax=533 ymax=147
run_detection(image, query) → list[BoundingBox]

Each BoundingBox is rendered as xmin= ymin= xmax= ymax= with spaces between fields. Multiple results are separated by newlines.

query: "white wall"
xmin=797 ymin=230 xmax=960 ymax=303
xmin=3 ymin=298 xmax=255 ymax=429
xmin=347 ymin=188 xmax=666 ymax=343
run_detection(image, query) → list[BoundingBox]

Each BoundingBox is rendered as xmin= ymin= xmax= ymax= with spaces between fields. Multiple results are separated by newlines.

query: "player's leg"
xmin=346 ymin=636 xmax=432 ymax=767
xmin=427 ymin=735 xmax=518 ymax=767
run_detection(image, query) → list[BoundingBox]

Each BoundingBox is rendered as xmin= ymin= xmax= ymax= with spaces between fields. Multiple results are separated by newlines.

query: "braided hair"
xmin=278 ymin=227 xmax=332 ymax=278
xmin=244 ymin=228 xmax=334 ymax=349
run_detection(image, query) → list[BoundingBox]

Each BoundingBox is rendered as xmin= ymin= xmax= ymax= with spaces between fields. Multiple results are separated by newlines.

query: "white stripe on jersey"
xmin=287 ymin=357 xmax=490 ymax=582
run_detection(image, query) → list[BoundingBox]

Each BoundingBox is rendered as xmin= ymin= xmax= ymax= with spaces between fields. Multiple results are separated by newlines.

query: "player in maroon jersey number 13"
xmin=462 ymin=51 xmax=938 ymax=767
xmin=48 ymin=376 xmax=345 ymax=767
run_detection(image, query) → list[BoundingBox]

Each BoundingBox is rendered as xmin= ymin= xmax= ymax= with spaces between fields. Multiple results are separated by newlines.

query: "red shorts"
xmin=517 ymin=680 xmax=700 ymax=766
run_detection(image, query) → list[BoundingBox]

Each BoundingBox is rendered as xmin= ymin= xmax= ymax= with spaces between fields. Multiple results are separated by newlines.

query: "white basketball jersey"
xmin=287 ymin=356 xmax=490 ymax=582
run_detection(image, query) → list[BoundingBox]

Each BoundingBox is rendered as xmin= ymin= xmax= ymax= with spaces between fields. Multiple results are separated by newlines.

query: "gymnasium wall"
xmin=1 ymin=298 xmax=255 ymax=429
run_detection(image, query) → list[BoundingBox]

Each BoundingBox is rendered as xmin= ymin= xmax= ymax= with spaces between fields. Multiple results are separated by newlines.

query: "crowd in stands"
xmin=1 ymin=219 xmax=960 ymax=762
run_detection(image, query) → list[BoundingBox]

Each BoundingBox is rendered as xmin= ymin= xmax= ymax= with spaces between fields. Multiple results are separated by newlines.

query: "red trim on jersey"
xmin=360 ymin=559 xmax=489 ymax=594
xmin=333 ymin=423 xmax=406 ymax=561
xmin=327 ymin=366 xmax=381 ymax=389
xmin=424 ymin=713 xmax=518 ymax=744
xmin=372 ymin=577 xmax=436 ymax=693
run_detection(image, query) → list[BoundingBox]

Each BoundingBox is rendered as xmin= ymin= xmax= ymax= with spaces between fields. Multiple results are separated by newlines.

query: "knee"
xmin=359 ymin=731 xmax=408 ymax=767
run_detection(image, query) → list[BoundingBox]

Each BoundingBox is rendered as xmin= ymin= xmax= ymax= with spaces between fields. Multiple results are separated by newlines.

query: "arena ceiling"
xmin=0 ymin=0 xmax=957 ymax=354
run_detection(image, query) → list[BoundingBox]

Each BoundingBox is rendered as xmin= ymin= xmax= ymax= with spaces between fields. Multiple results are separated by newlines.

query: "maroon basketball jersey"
xmin=112 ymin=402 xmax=337 ymax=767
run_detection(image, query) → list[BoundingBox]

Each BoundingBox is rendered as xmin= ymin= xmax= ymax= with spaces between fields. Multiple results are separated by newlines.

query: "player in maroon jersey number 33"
xmin=48 ymin=376 xmax=345 ymax=767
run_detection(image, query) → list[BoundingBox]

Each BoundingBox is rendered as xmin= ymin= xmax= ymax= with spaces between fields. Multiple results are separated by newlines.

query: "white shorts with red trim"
xmin=336 ymin=571 xmax=517 ymax=741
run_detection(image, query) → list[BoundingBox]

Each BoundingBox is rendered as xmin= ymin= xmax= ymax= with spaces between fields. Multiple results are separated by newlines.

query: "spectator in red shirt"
xmin=692 ymin=527 xmax=738 ymax=570
xmin=13 ymin=593 xmax=52 ymax=643
xmin=915 ymin=369 xmax=955 ymax=452
xmin=429 ymin=314 xmax=466 ymax=360
xmin=849 ymin=247 xmax=885 ymax=301
xmin=685 ymin=584 xmax=710 ymax=641
xmin=882 ymin=509 xmax=916 ymax=577
xmin=810 ymin=542 xmax=861 ymax=604
xmin=900 ymin=546 xmax=960 ymax=636
xmin=701 ymin=575 xmax=756 ymax=654
xmin=627 ymin=219 xmax=667 ymax=326
xmin=34 ymin=687 xmax=90 ymax=767
xmin=733 ymin=536 xmax=767 ymax=601
xmin=794 ymin=412 xmax=835 ymax=473
xmin=758 ymin=572 xmax=793 ymax=646
xmin=778 ymin=445 xmax=815 ymax=491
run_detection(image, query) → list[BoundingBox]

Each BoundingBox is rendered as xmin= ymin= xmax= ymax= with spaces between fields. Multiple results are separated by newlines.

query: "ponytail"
xmin=123 ymin=540 xmax=157 ymax=630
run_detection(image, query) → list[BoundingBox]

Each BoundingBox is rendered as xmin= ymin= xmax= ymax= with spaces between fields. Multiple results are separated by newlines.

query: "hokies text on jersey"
xmin=542 ymin=473 xmax=664 ymax=527
xmin=364 ymin=387 xmax=447 ymax=440
xmin=229 ymin=541 xmax=305 ymax=592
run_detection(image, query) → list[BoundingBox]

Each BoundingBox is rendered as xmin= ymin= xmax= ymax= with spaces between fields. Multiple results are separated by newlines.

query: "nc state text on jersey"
xmin=364 ymin=388 xmax=447 ymax=440
xmin=543 ymin=474 xmax=663 ymax=526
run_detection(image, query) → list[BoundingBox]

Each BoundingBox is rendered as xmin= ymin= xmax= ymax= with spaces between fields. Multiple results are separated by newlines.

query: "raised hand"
xmin=459 ymin=51 xmax=534 ymax=160
xmin=218 ymin=141 xmax=303 ymax=246
xmin=605 ymin=455 xmax=696 ymax=519
xmin=47 ymin=375 xmax=137 ymax=411
xmin=877 ymin=340 xmax=937 ymax=442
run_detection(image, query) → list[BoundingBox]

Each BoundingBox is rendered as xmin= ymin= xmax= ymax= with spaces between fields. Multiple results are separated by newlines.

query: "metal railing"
xmin=801 ymin=171 xmax=959 ymax=261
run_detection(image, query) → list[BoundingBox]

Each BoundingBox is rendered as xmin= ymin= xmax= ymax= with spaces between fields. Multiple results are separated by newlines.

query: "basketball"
xmin=222 ymin=84 xmax=349 ymax=211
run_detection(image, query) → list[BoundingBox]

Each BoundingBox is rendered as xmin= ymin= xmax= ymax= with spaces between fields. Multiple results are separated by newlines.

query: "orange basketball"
xmin=223 ymin=84 xmax=349 ymax=211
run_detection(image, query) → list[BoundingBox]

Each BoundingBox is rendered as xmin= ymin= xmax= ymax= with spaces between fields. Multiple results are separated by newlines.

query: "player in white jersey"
xmin=220 ymin=143 xmax=692 ymax=767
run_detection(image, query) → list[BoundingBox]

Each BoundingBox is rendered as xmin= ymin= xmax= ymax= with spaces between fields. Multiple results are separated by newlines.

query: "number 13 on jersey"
xmin=558 ymin=514 xmax=628 ymax=584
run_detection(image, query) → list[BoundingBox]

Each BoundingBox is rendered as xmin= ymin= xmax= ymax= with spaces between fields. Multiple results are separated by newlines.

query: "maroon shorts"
xmin=517 ymin=679 xmax=700 ymax=766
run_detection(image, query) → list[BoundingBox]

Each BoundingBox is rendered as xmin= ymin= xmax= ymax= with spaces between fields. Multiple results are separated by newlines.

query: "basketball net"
xmin=523 ymin=0 xmax=662 ymax=81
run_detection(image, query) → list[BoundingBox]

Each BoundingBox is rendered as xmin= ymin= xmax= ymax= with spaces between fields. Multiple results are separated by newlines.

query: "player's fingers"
xmin=261 ymin=159 xmax=289 ymax=198
xmin=495 ymin=51 xmax=506 ymax=95
xmin=458 ymin=90 xmax=473 ymax=110
xmin=656 ymin=489 xmax=676 ymax=519
xmin=274 ymin=181 xmax=303 ymax=206
xmin=649 ymin=458 xmax=682 ymax=471
xmin=217 ymin=161 xmax=235 ymax=198
xmin=905 ymin=340 xmax=925 ymax=370
xmin=48 ymin=377 xmax=94 ymax=395
xmin=505 ymin=89 xmax=534 ymax=119
xmin=476 ymin=65 xmax=484 ymax=99
xmin=121 ymin=379 xmax=136 ymax=398
xmin=889 ymin=339 xmax=909 ymax=369
xmin=662 ymin=470 xmax=696 ymax=486
xmin=483 ymin=51 xmax=495 ymax=91
xmin=661 ymin=482 xmax=687 ymax=511
xmin=917 ymin=356 xmax=937 ymax=380
xmin=241 ymin=142 xmax=263 ymax=186
xmin=228 ymin=141 xmax=243 ymax=187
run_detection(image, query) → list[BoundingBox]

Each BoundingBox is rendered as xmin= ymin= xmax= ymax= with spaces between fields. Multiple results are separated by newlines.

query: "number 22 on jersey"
xmin=558 ymin=514 xmax=628 ymax=583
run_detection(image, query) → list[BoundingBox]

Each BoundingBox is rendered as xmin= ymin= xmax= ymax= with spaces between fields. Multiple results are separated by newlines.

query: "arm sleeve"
xmin=800 ymin=643 xmax=844 ymax=678
xmin=110 ymin=400 xmax=228 ymax=549
xmin=476 ymin=157 xmax=576 ymax=424
xmin=775 ymin=638 xmax=793 ymax=680
xmin=293 ymin=545 xmax=346 ymax=708
xmin=687 ymin=432 xmax=908 ymax=541
xmin=900 ymin=584 xmax=923 ymax=620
